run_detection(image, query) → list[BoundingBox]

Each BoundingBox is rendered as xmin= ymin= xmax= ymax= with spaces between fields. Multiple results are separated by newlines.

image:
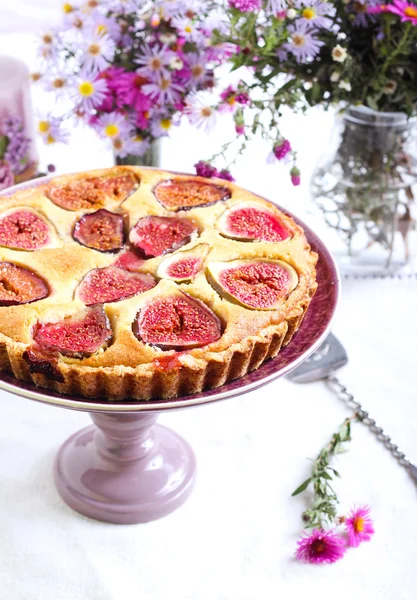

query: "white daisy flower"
xmin=82 ymin=31 xmax=116 ymax=74
xmin=72 ymin=70 xmax=108 ymax=111
xmin=185 ymin=91 xmax=217 ymax=133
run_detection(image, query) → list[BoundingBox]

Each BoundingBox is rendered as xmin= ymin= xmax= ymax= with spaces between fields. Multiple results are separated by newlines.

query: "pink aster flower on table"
xmin=228 ymin=0 xmax=261 ymax=12
xmin=185 ymin=91 xmax=217 ymax=133
xmin=285 ymin=21 xmax=325 ymax=63
xmin=135 ymin=44 xmax=175 ymax=82
xmin=72 ymin=70 xmax=109 ymax=111
xmin=345 ymin=505 xmax=375 ymax=548
xmin=295 ymin=529 xmax=346 ymax=564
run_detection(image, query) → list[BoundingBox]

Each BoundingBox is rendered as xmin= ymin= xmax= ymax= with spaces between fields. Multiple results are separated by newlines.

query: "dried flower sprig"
xmin=292 ymin=416 xmax=354 ymax=529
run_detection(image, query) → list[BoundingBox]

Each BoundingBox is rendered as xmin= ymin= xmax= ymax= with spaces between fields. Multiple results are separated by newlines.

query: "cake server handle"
xmin=325 ymin=375 xmax=417 ymax=484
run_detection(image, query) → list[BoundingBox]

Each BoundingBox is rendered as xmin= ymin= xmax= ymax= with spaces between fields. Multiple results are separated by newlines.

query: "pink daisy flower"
xmin=228 ymin=0 xmax=261 ymax=12
xmin=386 ymin=0 xmax=417 ymax=22
xmin=345 ymin=505 xmax=375 ymax=548
xmin=295 ymin=529 xmax=346 ymax=564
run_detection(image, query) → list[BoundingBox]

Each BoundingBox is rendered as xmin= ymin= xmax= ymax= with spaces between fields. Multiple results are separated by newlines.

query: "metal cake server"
xmin=287 ymin=333 xmax=417 ymax=484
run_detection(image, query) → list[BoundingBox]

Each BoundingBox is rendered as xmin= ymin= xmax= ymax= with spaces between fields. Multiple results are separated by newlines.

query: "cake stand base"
xmin=54 ymin=412 xmax=196 ymax=524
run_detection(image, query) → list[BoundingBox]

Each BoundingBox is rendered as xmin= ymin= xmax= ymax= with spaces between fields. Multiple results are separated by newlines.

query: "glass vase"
xmin=115 ymin=139 xmax=161 ymax=168
xmin=311 ymin=106 xmax=417 ymax=274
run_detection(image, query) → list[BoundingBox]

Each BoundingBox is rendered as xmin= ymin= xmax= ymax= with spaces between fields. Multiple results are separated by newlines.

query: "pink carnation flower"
xmin=295 ymin=529 xmax=346 ymax=564
xmin=345 ymin=505 xmax=375 ymax=548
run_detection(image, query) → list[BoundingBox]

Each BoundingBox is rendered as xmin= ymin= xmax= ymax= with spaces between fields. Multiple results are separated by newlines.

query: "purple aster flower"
xmin=135 ymin=44 xmax=174 ymax=82
xmin=94 ymin=112 xmax=133 ymax=141
xmin=1 ymin=117 xmax=30 ymax=174
xmin=181 ymin=54 xmax=208 ymax=84
xmin=185 ymin=91 xmax=217 ymax=133
xmin=345 ymin=505 xmax=375 ymax=548
xmin=195 ymin=160 xmax=218 ymax=178
xmin=72 ymin=69 xmax=109 ymax=112
xmin=228 ymin=0 xmax=261 ymax=11
xmin=265 ymin=0 xmax=287 ymax=13
xmin=142 ymin=74 xmax=184 ymax=105
xmin=284 ymin=21 xmax=324 ymax=63
xmin=295 ymin=529 xmax=346 ymax=563
xmin=295 ymin=0 xmax=336 ymax=28
xmin=0 ymin=162 xmax=14 ymax=190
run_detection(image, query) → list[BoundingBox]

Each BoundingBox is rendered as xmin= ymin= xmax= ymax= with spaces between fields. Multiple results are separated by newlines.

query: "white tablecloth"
xmin=0 ymin=12 xmax=416 ymax=600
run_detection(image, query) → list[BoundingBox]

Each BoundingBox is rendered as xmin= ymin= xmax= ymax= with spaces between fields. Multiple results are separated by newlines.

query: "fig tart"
xmin=0 ymin=167 xmax=317 ymax=401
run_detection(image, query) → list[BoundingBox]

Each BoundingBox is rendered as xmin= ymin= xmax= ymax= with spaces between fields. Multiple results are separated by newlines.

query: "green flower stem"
xmin=292 ymin=415 xmax=358 ymax=529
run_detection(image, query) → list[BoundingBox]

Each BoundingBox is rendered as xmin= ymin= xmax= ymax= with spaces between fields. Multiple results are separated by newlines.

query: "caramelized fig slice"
xmin=134 ymin=290 xmax=222 ymax=350
xmin=156 ymin=243 xmax=209 ymax=283
xmin=207 ymin=259 xmax=298 ymax=310
xmin=33 ymin=306 xmax=112 ymax=358
xmin=113 ymin=249 xmax=145 ymax=272
xmin=129 ymin=216 xmax=198 ymax=258
xmin=217 ymin=203 xmax=290 ymax=243
xmin=154 ymin=179 xmax=231 ymax=211
xmin=77 ymin=266 xmax=156 ymax=305
xmin=0 ymin=262 xmax=49 ymax=306
xmin=73 ymin=209 xmax=124 ymax=252
xmin=47 ymin=170 xmax=139 ymax=211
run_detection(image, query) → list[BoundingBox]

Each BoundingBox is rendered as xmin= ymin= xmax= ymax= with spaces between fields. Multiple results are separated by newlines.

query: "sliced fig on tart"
xmin=0 ymin=262 xmax=49 ymax=306
xmin=73 ymin=209 xmax=125 ymax=252
xmin=0 ymin=208 xmax=55 ymax=251
xmin=154 ymin=179 xmax=231 ymax=211
xmin=156 ymin=243 xmax=209 ymax=283
xmin=113 ymin=249 xmax=145 ymax=272
xmin=46 ymin=170 xmax=139 ymax=211
xmin=129 ymin=215 xmax=198 ymax=258
xmin=133 ymin=289 xmax=222 ymax=350
xmin=33 ymin=306 xmax=112 ymax=358
xmin=207 ymin=259 xmax=298 ymax=310
xmin=76 ymin=266 xmax=156 ymax=306
xmin=217 ymin=203 xmax=290 ymax=243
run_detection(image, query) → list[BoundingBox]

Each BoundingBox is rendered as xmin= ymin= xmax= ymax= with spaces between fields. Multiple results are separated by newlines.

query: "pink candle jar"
xmin=0 ymin=54 xmax=38 ymax=188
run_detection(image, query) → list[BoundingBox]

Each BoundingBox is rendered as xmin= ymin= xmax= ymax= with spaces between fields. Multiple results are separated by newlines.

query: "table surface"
xmin=0 ymin=7 xmax=416 ymax=600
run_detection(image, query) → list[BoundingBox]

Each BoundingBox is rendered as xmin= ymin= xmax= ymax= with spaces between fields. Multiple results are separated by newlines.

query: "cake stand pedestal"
xmin=54 ymin=412 xmax=196 ymax=524
xmin=0 ymin=212 xmax=339 ymax=524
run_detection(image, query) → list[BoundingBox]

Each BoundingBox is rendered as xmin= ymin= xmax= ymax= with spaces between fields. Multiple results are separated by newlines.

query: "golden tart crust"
xmin=0 ymin=167 xmax=317 ymax=401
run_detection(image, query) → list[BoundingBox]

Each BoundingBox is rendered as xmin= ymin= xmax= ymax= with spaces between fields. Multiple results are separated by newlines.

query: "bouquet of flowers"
xmin=194 ymin=0 xmax=417 ymax=186
xmin=0 ymin=117 xmax=32 ymax=191
xmin=33 ymin=0 xmax=229 ymax=162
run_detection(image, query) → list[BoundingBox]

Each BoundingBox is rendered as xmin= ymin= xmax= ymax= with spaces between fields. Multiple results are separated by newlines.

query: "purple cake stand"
xmin=0 ymin=175 xmax=339 ymax=524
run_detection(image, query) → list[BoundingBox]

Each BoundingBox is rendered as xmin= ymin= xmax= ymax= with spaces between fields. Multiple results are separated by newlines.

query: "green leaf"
xmin=291 ymin=478 xmax=311 ymax=497
xmin=322 ymin=472 xmax=333 ymax=481
xmin=0 ymin=135 xmax=9 ymax=158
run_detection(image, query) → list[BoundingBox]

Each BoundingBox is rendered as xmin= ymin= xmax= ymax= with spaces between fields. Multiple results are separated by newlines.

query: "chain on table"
xmin=325 ymin=375 xmax=417 ymax=481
